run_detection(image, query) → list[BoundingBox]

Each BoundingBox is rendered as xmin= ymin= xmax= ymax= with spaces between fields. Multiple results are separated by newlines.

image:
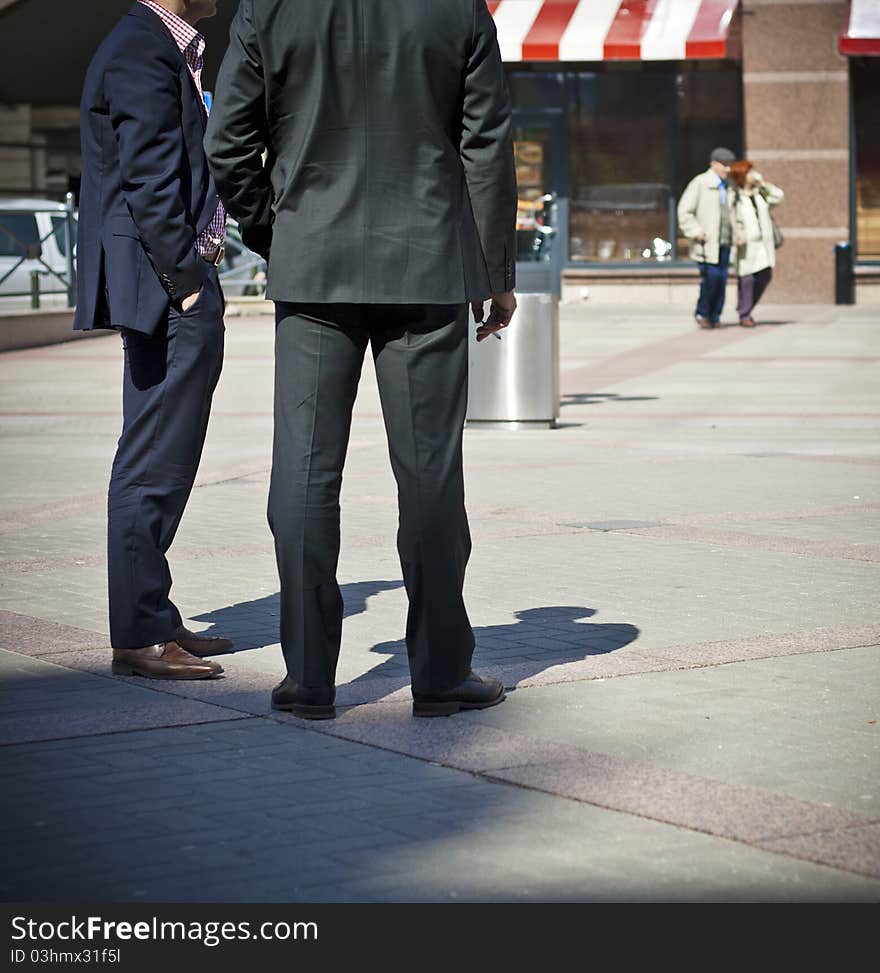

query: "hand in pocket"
xmin=180 ymin=287 xmax=203 ymax=313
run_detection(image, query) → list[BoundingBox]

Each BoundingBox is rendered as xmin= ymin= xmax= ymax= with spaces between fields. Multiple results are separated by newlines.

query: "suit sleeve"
xmin=106 ymin=34 xmax=210 ymax=300
xmin=204 ymin=0 xmax=274 ymax=260
xmin=461 ymin=0 xmax=518 ymax=293
xmin=677 ymin=177 xmax=704 ymax=240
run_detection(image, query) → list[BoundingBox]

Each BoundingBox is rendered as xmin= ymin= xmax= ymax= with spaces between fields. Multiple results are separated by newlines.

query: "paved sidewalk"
xmin=1 ymin=301 xmax=878 ymax=902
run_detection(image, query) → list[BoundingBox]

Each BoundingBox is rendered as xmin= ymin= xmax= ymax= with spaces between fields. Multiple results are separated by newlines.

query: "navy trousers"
xmin=268 ymin=303 xmax=475 ymax=695
xmin=696 ymin=245 xmax=731 ymax=324
xmin=107 ymin=270 xmax=224 ymax=649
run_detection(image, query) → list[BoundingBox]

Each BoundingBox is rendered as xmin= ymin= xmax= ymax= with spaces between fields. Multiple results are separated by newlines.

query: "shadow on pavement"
xmin=344 ymin=605 xmax=639 ymax=703
xmin=717 ymin=319 xmax=793 ymax=328
xmin=190 ymin=579 xmax=404 ymax=651
xmin=561 ymin=392 xmax=659 ymax=407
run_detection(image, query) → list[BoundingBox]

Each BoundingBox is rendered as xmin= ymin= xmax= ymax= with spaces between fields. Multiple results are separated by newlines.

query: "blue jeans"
xmin=696 ymin=245 xmax=731 ymax=324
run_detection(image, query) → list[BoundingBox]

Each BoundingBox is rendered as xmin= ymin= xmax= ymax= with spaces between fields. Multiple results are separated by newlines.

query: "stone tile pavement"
xmin=0 ymin=301 xmax=878 ymax=901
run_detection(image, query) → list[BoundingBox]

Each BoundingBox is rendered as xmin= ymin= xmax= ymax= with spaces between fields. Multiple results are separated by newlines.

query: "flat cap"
xmin=710 ymin=146 xmax=736 ymax=163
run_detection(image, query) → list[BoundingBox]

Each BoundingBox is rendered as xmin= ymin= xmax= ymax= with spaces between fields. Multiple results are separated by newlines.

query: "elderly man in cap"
xmin=678 ymin=147 xmax=737 ymax=329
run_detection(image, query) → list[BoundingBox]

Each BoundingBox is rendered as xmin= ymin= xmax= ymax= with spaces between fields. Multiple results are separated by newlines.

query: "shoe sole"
xmin=271 ymin=701 xmax=337 ymax=720
xmin=111 ymin=662 xmax=223 ymax=679
xmin=412 ymin=691 xmax=506 ymax=718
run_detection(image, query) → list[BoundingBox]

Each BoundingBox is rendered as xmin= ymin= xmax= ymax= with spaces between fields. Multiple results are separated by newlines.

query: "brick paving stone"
xmin=2 ymin=305 xmax=879 ymax=900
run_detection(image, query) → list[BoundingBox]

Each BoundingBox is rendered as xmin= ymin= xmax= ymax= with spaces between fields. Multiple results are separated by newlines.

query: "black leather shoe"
xmin=412 ymin=670 xmax=505 ymax=717
xmin=271 ymin=676 xmax=336 ymax=720
xmin=174 ymin=625 xmax=234 ymax=657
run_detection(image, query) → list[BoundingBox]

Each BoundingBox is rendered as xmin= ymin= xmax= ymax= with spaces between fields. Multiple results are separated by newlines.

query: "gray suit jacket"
xmin=204 ymin=0 xmax=517 ymax=304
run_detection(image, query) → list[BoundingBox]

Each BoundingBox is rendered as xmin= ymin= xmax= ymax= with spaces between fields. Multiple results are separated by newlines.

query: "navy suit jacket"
xmin=74 ymin=2 xmax=219 ymax=335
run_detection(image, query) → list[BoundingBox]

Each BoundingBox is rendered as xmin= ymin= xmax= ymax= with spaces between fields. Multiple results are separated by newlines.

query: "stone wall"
xmin=742 ymin=0 xmax=850 ymax=303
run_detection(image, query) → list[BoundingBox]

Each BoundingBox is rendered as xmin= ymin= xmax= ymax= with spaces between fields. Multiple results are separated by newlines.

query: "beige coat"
xmin=732 ymin=180 xmax=784 ymax=277
xmin=677 ymin=168 xmax=735 ymax=264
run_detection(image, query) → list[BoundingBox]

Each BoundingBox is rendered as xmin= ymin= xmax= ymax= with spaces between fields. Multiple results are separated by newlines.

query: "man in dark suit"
xmin=205 ymin=0 xmax=517 ymax=718
xmin=75 ymin=0 xmax=235 ymax=679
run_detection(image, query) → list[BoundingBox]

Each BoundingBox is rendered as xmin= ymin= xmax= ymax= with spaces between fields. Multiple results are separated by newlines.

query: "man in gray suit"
xmin=205 ymin=0 xmax=517 ymax=719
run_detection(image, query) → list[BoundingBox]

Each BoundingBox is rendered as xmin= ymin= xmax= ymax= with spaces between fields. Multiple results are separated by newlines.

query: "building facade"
xmin=0 ymin=0 xmax=877 ymax=304
xmin=492 ymin=0 xmax=879 ymax=304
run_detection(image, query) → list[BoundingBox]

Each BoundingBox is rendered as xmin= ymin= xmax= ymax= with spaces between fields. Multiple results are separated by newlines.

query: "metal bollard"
xmin=64 ymin=191 xmax=77 ymax=308
xmin=30 ymin=271 xmax=41 ymax=309
xmin=834 ymin=242 xmax=854 ymax=305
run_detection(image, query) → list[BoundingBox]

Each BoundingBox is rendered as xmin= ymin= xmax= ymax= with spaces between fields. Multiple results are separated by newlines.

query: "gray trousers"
xmin=737 ymin=267 xmax=773 ymax=321
xmin=269 ymin=302 xmax=475 ymax=695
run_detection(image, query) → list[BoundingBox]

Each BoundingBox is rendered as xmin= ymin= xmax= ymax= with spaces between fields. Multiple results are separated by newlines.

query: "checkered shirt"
xmin=137 ymin=0 xmax=226 ymax=256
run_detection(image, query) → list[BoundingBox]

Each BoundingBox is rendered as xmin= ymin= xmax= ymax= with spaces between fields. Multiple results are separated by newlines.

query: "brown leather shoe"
xmin=740 ymin=317 xmax=756 ymax=327
xmin=173 ymin=625 xmax=234 ymax=657
xmin=112 ymin=642 xmax=223 ymax=680
xmin=695 ymin=315 xmax=713 ymax=329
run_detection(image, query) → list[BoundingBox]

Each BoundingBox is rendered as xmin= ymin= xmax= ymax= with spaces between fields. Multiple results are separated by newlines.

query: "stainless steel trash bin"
xmin=466 ymin=291 xmax=559 ymax=428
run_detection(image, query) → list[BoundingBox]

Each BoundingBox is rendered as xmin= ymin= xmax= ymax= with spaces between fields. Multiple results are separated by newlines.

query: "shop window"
xmin=564 ymin=64 xmax=742 ymax=264
xmin=568 ymin=70 xmax=673 ymax=264
xmin=508 ymin=72 xmax=564 ymax=111
xmin=506 ymin=73 xmax=566 ymax=262
xmin=853 ymin=58 xmax=880 ymax=261
xmin=674 ymin=68 xmax=744 ymax=260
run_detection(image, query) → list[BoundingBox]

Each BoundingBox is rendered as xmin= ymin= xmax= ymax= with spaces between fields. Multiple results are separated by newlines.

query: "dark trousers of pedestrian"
xmin=268 ymin=302 xmax=475 ymax=696
xmin=696 ymin=245 xmax=731 ymax=324
xmin=737 ymin=267 xmax=772 ymax=322
xmin=107 ymin=270 xmax=225 ymax=649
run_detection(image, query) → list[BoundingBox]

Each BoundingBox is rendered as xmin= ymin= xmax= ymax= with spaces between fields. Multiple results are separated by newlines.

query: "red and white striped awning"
xmin=486 ymin=0 xmax=740 ymax=62
xmin=839 ymin=0 xmax=880 ymax=55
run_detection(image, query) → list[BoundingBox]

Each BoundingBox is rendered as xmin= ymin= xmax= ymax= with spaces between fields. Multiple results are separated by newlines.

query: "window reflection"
xmin=506 ymin=63 xmax=743 ymax=265
xmin=512 ymin=126 xmax=555 ymax=262
xmin=569 ymin=71 xmax=671 ymax=263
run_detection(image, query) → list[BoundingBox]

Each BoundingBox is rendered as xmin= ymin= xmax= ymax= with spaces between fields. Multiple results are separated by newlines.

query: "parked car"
xmin=1 ymin=201 xmax=266 ymax=309
xmin=0 ymin=198 xmax=77 ymax=308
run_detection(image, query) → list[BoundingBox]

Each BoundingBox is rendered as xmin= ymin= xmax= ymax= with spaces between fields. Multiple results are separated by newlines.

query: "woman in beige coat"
xmin=731 ymin=160 xmax=784 ymax=327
